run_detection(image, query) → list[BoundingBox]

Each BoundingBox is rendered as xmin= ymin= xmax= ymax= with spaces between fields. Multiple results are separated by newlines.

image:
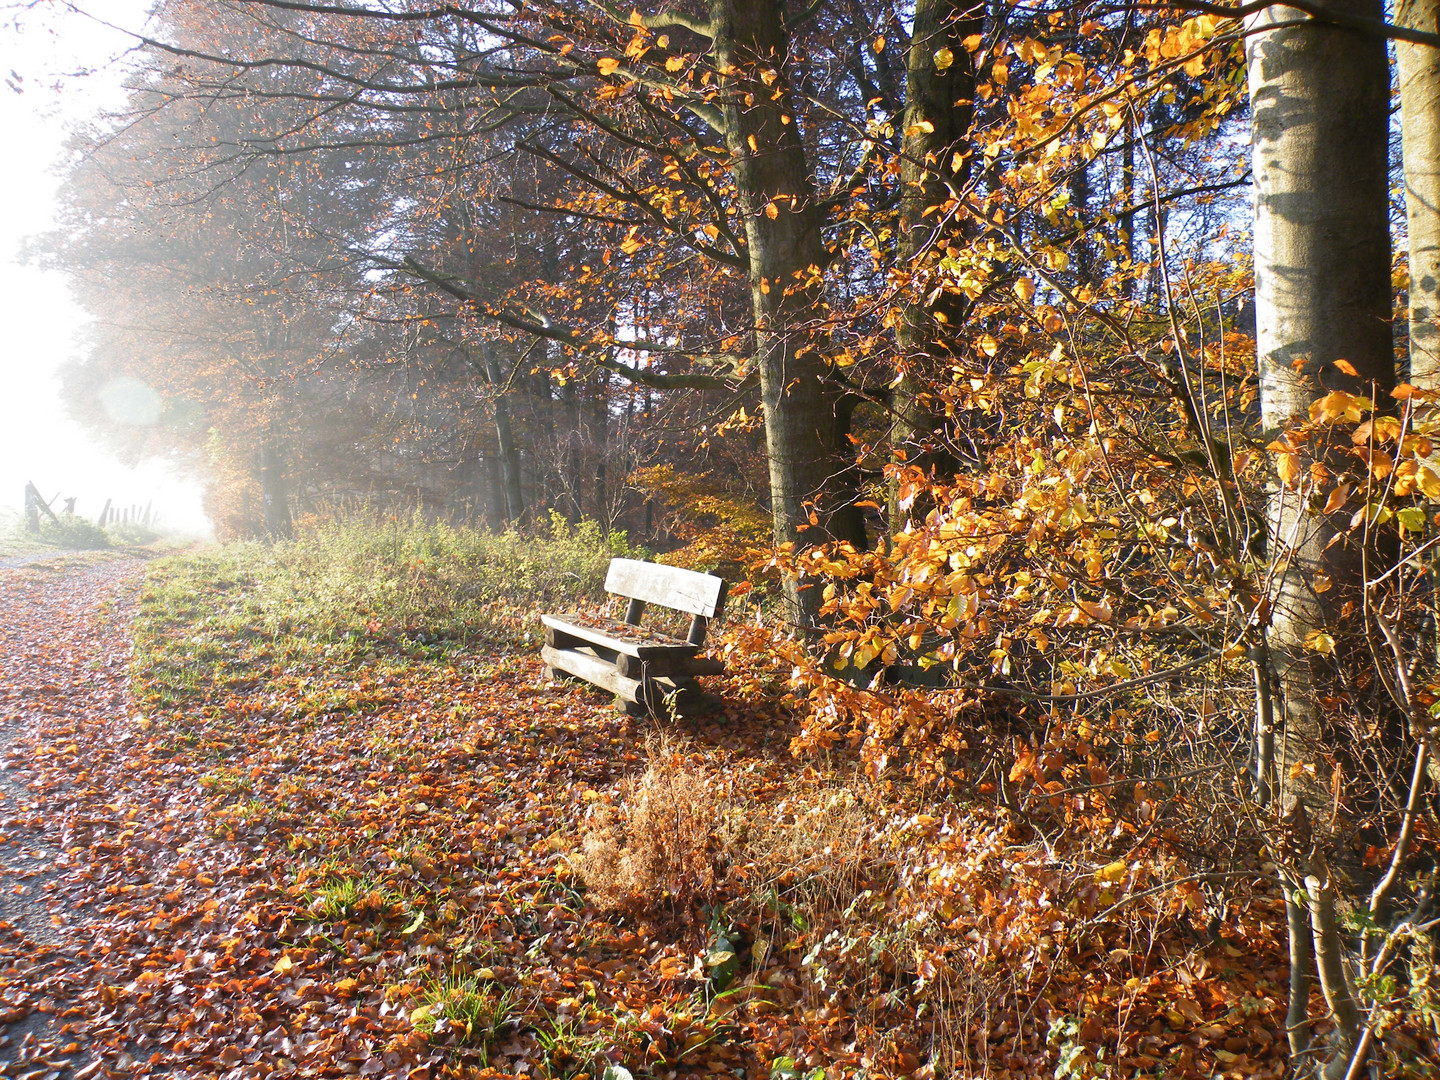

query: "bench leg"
xmin=615 ymin=696 xmax=648 ymax=717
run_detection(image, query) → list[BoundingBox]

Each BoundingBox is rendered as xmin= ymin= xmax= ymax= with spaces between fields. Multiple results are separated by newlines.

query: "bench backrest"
xmin=605 ymin=558 xmax=727 ymax=618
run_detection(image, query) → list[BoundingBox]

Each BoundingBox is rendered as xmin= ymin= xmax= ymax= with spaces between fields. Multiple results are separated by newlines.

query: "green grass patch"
xmin=131 ymin=513 xmax=640 ymax=720
xmin=409 ymin=971 xmax=518 ymax=1051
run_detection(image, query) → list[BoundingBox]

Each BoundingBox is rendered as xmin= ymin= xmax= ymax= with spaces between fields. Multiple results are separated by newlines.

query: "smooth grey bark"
xmin=1399 ymin=0 xmax=1440 ymax=386
xmin=891 ymin=0 xmax=984 ymax=526
xmin=710 ymin=0 xmax=865 ymax=626
xmin=1246 ymin=0 xmax=1394 ymax=819
xmin=1248 ymin=6 xmax=1392 ymax=1076
xmin=481 ymin=343 xmax=524 ymax=524
xmin=259 ymin=440 xmax=292 ymax=538
xmin=1307 ymin=866 xmax=1363 ymax=1075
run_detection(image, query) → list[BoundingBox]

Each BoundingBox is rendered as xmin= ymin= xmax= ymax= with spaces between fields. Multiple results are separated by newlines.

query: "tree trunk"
xmin=1248 ymin=9 xmax=1392 ymax=1072
xmin=710 ymin=0 xmax=865 ymax=626
xmin=482 ymin=343 xmax=524 ymax=524
xmin=482 ymin=451 xmax=507 ymax=531
xmin=592 ymin=371 xmax=610 ymax=530
xmin=259 ymin=441 xmax=292 ymax=539
xmin=1247 ymin=0 xmax=1393 ymax=818
xmin=560 ymin=379 xmax=582 ymax=523
xmin=1399 ymin=0 xmax=1440 ymax=387
xmin=890 ymin=0 xmax=985 ymax=527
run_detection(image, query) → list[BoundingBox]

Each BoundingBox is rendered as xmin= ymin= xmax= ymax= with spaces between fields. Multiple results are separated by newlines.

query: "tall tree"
xmin=1246 ymin=0 xmax=1394 ymax=813
xmin=1399 ymin=0 xmax=1440 ymax=386
xmin=890 ymin=0 xmax=985 ymax=519
xmin=1246 ymin=1 xmax=1394 ymax=1071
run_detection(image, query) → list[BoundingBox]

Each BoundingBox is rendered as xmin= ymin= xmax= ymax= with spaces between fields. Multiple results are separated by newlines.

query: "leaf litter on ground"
xmin=0 ymin=547 xmax=1301 ymax=1079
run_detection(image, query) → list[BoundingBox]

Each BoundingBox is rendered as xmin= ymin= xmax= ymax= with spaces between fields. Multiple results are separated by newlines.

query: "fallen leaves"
xmin=0 ymin=548 xmax=1307 ymax=1079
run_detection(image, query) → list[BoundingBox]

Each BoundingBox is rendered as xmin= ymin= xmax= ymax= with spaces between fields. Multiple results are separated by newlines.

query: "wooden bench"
xmin=541 ymin=558 xmax=728 ymax=716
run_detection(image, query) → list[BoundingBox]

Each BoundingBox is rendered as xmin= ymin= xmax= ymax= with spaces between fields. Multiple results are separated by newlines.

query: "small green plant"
xmin=770 ymin=1057 xmax=826 ymax=1080
xmin=410 ymin=972 xmax=516 ymax=1053
xmin=306 ymin=873 xmax=402 ymax=921
xmin=1047 ymin=1015 xmax=1108 ymax=1080
xmin=40 ymin=513 xmax=110 ymax=550
xmin=534 ymin=1015 xmax=610 ymax=1080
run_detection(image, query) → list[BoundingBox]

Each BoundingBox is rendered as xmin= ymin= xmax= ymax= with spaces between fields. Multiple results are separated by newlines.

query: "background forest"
xmin=22 ymin=0 xmax=1440 ymax=1077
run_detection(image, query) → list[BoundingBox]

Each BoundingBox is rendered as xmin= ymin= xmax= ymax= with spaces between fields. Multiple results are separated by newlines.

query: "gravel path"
xmin=0 ymin=559 xmax=145 ymax=1075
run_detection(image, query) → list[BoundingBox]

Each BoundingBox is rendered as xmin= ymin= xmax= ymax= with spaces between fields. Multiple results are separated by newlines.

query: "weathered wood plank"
xmin=615 ymin=653 xmax=727 ymax=680
xmin=541 ymin=613 xmax=699 ymax=659
xmin=542 ymin=645 xmax=637 ymax=699
xmin=604 ymin=559 xmax=728 ymax=618
xmin=542 ymin=645 xmax=700 ymax=712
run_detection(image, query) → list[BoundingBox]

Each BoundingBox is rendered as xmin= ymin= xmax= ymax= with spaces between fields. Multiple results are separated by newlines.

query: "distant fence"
xmin=23 ymin=482 xmax=159 ymax=534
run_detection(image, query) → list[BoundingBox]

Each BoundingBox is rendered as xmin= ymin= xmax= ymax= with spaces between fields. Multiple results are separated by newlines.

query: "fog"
xmin=0 ymin=3 xmax=210 ymax=534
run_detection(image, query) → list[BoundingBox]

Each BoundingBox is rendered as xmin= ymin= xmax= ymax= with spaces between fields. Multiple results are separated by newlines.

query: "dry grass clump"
xmin=744 ymin=781 xmax=897 ymax=919
xmin=576 ymin=736 xmax=731 ymax=913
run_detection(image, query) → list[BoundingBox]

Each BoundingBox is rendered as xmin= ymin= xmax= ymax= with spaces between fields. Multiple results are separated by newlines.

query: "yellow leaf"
xmin=1013 ymin=277 xmax=1036 ymax=304
xmin=1275 ymin=450 xmax=1301 ymax=486
xmin=746 ymin=133 xmax=758 ymax=152
xmin=665 ymin=55 xmax=686 ymax=72
xmin=1418 ymin=466 xmax=1440 ymax=500
xmin=1333 ymin=358 xmax=1359 ymax=377
xmin=963 ymin=33 xmax=983 ymax=51
xmin=1304 ymin=630 xmax=1336 ymax=655
xmin=1323 ymin=483 xmax=1351 ymax=514
xmin=764 ymin=201 xmax=779 ymax=220
xmin=274 ymin=955 xmax=295 ymax=974
xmin=597 ymin=57 xmax=621 ymax=76
xmin=933 ymin=47 xmax=954 ymax=71
xmin=1094 ymin=860 xmax=1127 ymax=884
xmin=906 ymin=119 xmax=936 ymax=136
xmin=874 ymin=35 xmax=886 ymax=53
xmin=978 ymin=333 xmax=999 ymax=357
xmin=1309 ymin=390 xmax=1371 ymax=424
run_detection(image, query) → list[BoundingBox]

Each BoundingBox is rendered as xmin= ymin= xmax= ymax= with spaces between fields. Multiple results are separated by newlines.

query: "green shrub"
xmin=108 ymin=521 xmax=160 ymax=545
xmin=39 ymin=513 xmax=110 ymax=550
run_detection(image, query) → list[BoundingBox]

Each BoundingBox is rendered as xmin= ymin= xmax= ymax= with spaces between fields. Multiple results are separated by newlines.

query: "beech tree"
xmin=1400 ymin=0 xmax=1440 ymax=387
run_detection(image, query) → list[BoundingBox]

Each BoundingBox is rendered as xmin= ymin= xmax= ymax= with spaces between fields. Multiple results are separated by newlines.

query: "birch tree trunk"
xmin=1246 ymin=0 xmax=1393 ymax=820
xmin=1399 ymin=0 xmax=1440 ymax=387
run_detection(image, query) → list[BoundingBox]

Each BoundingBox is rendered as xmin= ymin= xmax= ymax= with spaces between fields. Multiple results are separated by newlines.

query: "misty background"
xmin=0 ymin=3 xmax=209 ymax=534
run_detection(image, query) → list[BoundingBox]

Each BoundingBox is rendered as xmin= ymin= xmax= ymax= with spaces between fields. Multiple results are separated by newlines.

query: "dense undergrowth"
xmin=88 ymin=516 xmax=1434 ymax=1079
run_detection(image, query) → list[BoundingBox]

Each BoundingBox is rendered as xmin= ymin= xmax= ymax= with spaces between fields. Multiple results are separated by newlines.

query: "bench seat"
xmin=539 ymin=559 xmax=728 ymax=716
xmin=541 ymin=612 xmax=700 ymax=659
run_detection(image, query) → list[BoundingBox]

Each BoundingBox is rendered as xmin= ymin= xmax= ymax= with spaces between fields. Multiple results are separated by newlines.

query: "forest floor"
xmin=0 ymin=545 xmax=1311 ymax=1080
